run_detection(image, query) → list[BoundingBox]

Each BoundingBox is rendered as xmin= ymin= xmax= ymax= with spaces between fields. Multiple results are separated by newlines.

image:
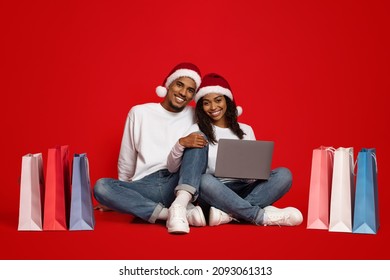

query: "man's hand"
xmin=178 ymin=132 xmax=208 ymax=148
xmin=94 ymin=203 xmax=113 ymax=212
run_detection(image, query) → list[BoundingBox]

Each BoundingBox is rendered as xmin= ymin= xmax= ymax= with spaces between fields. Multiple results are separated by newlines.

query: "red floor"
xmin=1 ymin=205 xmax=387 ymax=260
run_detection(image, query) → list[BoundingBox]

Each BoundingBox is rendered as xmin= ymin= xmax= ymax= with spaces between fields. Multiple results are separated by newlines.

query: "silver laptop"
xmin=214 ymin=139 xmax=274 ymax=180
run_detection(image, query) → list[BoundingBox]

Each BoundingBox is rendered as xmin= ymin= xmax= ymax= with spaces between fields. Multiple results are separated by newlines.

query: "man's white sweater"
xmin=118 ymin=103 xmax=195 ymax=182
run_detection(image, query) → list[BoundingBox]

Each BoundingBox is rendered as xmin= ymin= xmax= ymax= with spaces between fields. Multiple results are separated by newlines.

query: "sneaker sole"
xmin=168 ymin=225 xmax=190 ymax=234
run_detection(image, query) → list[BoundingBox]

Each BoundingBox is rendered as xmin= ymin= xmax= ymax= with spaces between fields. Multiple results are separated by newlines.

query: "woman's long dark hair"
xmin=196 ymin=95 xmax=245 ymax=144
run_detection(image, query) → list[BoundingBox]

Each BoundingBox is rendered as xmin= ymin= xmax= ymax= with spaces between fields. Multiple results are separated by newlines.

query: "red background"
xmin=1 ymin=0 xmax=389 ymax=259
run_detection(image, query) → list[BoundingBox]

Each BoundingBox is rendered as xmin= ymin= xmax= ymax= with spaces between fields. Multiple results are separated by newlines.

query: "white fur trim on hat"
xmin=155 ymin=86 xmax=167 ymax=97
xmin=195 ymin=85 xmax=233 ymax=103
xmin=165 ymin=69 xmax=202 ymax=90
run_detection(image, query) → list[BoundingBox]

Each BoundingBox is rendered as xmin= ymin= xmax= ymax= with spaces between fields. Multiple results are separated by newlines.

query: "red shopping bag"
xmin=307 ymin=146 xmax=334 ymax=230
xmin=43 ymin=145 xmax=70 ymax=230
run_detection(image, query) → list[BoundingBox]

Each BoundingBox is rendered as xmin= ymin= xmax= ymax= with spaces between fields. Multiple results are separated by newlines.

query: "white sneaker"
xmin=263 ymin=206 xmax=303 ymax=226
xmin=209 ymin=207 xmax=234 ymax=226
xmin=186 ymin=204 xmax=206 ymax=227
xmin=167 ymin=205 xmax=189 ymax=234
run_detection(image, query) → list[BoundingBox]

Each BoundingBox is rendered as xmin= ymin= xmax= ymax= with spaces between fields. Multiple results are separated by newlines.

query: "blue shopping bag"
xmin=69 ymin=154 xmax=95 ymax=230
xmin=352 ymin=148 xmax=379 ymax=234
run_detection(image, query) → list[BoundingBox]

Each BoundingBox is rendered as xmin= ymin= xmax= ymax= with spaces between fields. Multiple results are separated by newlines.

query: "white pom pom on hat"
xmin=155 ymin=62 xmax=202 ymax=98
xmin=155 ymin=86 xmax=167 ymax=98
xmin=195 ymin=73 xmax=243 ymax=116
xmin=236 ymin=105 xmax=243 ymax=117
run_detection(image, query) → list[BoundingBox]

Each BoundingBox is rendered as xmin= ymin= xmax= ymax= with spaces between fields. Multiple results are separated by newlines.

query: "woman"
xmin=168 ymin=73 xmax=302 ymax=227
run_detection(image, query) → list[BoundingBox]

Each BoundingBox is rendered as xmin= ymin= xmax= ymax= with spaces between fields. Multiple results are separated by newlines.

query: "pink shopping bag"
xmin=43 ymin=145 xmax=70 ymax=230
xmin=329 ymin=147 xmax=355 ymax=233
xmin=307 ymin=146 xmax=335 ymax=230
xmin=18 ymin=153 xmax=44 ymax=231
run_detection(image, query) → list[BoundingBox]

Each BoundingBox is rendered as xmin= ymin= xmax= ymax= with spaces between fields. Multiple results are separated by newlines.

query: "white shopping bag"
xmin=329 ymin=147 xmax=355 ymax=233
xmin=18 ymin=153 xmax=45 ymax=231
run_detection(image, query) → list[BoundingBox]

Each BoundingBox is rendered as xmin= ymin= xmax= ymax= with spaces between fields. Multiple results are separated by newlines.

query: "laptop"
xmin=214 ymin=139 xmax=274 ymax=180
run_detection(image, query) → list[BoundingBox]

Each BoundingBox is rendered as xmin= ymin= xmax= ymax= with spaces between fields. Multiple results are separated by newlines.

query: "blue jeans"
xmin=198 ymin=167 xmax=292 ymax=225
xmin=93 ymin=146 xmax=208 ymax=223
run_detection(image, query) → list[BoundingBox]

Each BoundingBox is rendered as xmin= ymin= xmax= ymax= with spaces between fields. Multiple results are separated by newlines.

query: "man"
xmin=94 ymin=62 xmax=208 ymax=234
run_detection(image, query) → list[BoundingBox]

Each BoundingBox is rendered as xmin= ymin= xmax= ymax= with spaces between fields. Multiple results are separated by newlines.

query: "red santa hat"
xmin=195 ymin=73 xmax=243 ymax=116
xmin=155 ymin=62 xmax=202 ymax=98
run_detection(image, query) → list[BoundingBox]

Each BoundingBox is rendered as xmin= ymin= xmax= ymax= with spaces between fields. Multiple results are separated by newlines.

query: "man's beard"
xmin=168 ymin=100 xmax=185 ymax=112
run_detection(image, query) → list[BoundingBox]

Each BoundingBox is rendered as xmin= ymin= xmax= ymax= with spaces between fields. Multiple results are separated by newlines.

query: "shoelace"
xmin=170 ymin=206 xmax=187 ymax=222
xmin=264 ymin=213 xmax=291 ymax=227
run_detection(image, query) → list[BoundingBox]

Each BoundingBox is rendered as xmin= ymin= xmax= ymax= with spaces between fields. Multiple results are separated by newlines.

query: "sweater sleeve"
xmin=248 ymin=126 xmax=256 ymax=140
xmin=167 ymin=140 xmax=185 ymax=173
xmin=166 ymin=123 xmax=200 ymax=173
xmin=118 ymin=111 xmax=137 ymax=181
xmin=240 ymin=123 xmax=257 ymax=141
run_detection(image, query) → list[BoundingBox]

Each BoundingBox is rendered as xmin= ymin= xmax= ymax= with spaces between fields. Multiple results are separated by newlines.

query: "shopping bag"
xmin=329 ymin=147 xmax=355 ymax=233
xmin=353 ymin=148 xmax=379 ymax=234
xmin=307 ymin=146 xmax=334 ymax=230
xmin=18 ymin=153 xmax=44 ymax=231
xmin=69 ymin=154 xmax=95 ymax=230
xmin=43 ymin=145 xmax=70 ymax=230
